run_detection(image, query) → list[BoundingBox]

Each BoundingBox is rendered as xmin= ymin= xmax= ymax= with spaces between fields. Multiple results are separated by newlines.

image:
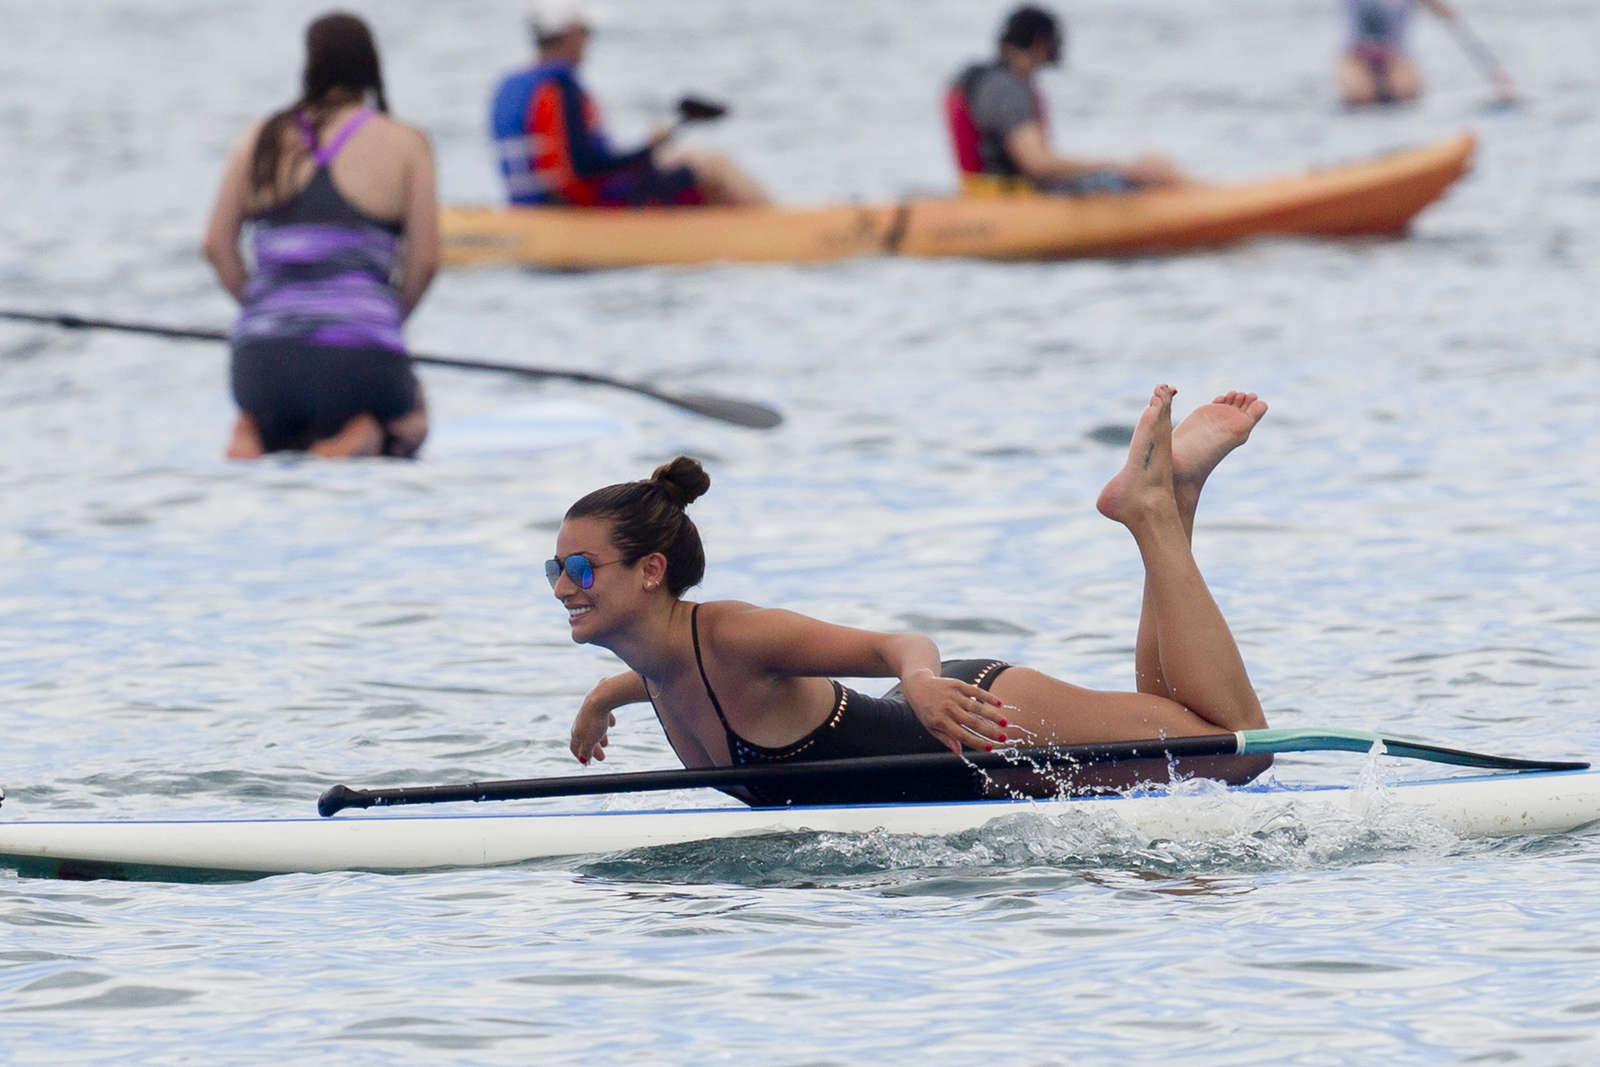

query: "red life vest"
xmin=527 ymin=77 xmax=608 ymax=207
xmin=944 ymin=66 xmax=987 ymax=177
xmin=944 ymin=63 xmax=1049 ymax=184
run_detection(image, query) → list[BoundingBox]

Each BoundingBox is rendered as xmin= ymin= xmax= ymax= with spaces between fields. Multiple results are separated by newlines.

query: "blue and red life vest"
xmin=490 ymin=61 xmax=640 ymax=207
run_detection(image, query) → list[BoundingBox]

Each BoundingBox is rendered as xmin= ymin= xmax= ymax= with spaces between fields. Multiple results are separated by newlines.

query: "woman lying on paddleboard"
xmin=557 ymin=385 xmax=1270 ymax=804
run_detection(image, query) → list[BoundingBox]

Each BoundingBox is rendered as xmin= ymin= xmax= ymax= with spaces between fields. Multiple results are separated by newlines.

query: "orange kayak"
xmin=442 ymin=131 xmax=1474 ymax=270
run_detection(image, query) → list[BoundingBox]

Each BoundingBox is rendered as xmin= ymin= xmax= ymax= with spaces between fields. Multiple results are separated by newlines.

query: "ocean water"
xmin=3 ymin=0 xmax=1599 ymax=1062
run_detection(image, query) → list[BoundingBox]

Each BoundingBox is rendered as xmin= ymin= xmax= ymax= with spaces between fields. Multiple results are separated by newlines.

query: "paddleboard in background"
xmin=2 ymin=767 xmax=1595 ymax=883
xmin=441 ymin=132 xmax=1476 ymax=270
xmin=423 ymin=399 xmax=627 ymax=460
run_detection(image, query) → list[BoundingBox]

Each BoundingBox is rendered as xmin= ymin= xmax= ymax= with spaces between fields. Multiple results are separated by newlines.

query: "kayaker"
xmin=203 ymin=12 xmax=436 ymax=459
xmin=553 ymin=385 xmax=1272 ymax=805
xmin=946 ymin=5 xmax=1186 ymax=197
xmin=1337 ymin=0 xmax=1455 ymax=106
xmin=490 ymin=4 xmax=768 ymax=207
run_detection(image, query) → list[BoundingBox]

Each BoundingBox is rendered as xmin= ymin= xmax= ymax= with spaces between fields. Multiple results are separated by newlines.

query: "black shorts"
xmin=1038 ymin=169 xmax=1138 ymax=196
xmin=597 ymin=163 xmax=705 ymax=207
xmin=231 ymin=339 xmax=419 ymax=453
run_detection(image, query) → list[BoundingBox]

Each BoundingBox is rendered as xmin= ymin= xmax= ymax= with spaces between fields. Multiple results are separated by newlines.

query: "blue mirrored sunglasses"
xmin=545 ymin=553 xmax=624 ymax=590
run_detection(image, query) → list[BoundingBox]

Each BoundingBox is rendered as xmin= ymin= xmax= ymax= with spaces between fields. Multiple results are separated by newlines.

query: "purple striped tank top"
xmin=232 ymin=108 xmax=406 ymax=352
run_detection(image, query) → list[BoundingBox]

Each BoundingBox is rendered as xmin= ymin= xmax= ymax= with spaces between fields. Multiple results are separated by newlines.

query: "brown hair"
xmin=249 ymin=12 xmax=390 ymax=199
xmin=565 ymin=457 xmax=711 ymax=596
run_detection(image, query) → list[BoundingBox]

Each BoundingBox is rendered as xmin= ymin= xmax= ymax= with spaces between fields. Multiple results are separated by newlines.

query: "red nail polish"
xmin=998 ymin=733 xmax=1007 ymax=743
xmin=999 ymin=718 xmax=1008 ymax=727
xmin=985 ymin=745 xmax=993 ymax=752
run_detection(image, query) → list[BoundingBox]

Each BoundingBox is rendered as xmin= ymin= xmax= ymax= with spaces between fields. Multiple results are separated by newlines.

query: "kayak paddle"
xmin=675 ymin=95 xmax=728 ymax=124
xmin=1441 ymin=14 xmax=1519 ymax=107
xmin=316 ymin=727 xmax=1589 ymax=816
xmin=0 ymin=308 xmax=782 ymax=429
xmin=660 ymin=95 xmax=730 ymax=139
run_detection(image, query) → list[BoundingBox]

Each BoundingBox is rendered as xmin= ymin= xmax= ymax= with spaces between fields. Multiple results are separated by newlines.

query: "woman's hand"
xmin=899 ymin=669 xmax=1010 ymax=754
xmin=569 ymin=699 xmax=617 ymax=764
xmin=567 ymin=671 xmax=648 ymax=763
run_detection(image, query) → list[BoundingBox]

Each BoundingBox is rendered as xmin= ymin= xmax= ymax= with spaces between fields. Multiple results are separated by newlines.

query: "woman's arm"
xmin=201 ymin=124 xmax=262 ymax=303
xmin=569 ymin=670 xmax=650 ymax=763
xmin=715 ymin=606 xmax=1009 ymax=753
xmin=395 ymin=126 xmax=439 ymax=319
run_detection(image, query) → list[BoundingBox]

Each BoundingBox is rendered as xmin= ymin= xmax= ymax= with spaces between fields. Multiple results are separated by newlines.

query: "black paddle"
xmin=0 ymin=309 xmax=782 ymax=429
xmin=315 ymin=728 xmax=1588 ymax=816
xmin=675 ymin=95 xmax=728 ymax=124
xmin=1440 ymin=13 xmax=1519 ymax=106
xmin=659 ymin=95 xmax=730 ymax=141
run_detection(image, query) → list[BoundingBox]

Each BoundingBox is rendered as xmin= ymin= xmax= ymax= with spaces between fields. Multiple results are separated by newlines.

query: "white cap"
xmin=529 ymin=3 xmax=595 ymax=44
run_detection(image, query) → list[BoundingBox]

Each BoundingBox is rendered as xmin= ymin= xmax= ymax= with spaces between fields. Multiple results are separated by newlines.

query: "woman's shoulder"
xmin=695 ymin=600 xmax=828 ymax=647
xmin=365 ymin=112 xmax=432 ymax=150
xmin=226 ymin=118 xmax=270 ymax=160
xmin=691 ymin=599 xmax=775 ymax=636
xmin=692 ymin=599 xmax=760 ymax=625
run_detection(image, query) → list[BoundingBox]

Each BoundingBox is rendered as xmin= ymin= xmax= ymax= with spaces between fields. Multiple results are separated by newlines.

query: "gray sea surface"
xmin=3 ymin=0 xmax=1599 ymax=1062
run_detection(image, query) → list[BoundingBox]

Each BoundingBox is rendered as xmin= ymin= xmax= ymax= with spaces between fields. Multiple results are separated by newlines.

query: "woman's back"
xmin=203 ymin=11 xmax=436 ymax=460
xmin=248 ymin=104 xmax=428 ymax=225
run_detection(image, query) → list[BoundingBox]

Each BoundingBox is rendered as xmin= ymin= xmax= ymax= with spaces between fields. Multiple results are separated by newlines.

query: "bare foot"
xmin=1172 ymin=391 xmax=1268 ymax=518
xmin=225 ymin=414 xmax=264 ymax=460
xmin=1096 ymin=384 xmax=1177 ymax=525
xmin=382 ymin=403 xmax=429 ymax=459
xmin=309 ymin=414 xmax=383 ymax=458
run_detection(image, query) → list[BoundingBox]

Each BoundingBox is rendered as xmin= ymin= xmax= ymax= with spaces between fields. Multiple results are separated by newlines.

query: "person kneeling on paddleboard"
xmin=203 ymin=12 xmax=436 ymax=459
xmin=552 ymin=386 xmax=1271 ymax=807
xmin=945 ymin=5 xmax=1187 ymax=197
xmin=1336 ymin=0 xmax=1494 ymax=107
xmin=490 ymin=4 xmax=769 ymax=208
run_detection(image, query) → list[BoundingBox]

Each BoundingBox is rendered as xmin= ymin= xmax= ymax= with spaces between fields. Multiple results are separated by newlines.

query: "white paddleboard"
xmin=3 ymin=769 xmax=1596 ymax=883
xmin=424 ymin=400 xmax=626 ymax=459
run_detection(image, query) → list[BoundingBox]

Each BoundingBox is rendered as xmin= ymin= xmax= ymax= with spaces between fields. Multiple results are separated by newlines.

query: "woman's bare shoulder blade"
xmin=371 ymin=114 xmax=433 ymax=157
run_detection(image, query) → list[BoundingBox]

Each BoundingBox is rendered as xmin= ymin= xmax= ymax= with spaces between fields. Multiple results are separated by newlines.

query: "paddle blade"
xmin=667 ymin=392 xmax=782 ymax=429
xmin=1238 ymin=728 xmax=1589 ymax=772
xmin=676 ymin=95 xmax=729 ymax=123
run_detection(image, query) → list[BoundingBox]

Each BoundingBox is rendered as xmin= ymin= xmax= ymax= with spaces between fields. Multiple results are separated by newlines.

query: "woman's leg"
xmin=1337 ymin=53 xmax=1381 ymax=107
xmin=308 ymin=414 xmax=383 ymax=457
xmin=1384 ymin=55 xmax=1422 ymax=101
xmin=225 ymin=414 xmax=264 ymax=459
xmin=1340 ymin=50 xmax=1420 ymax=106
xmin=988 ymin=386 xmax=1266 ymax=744
xmin=1133 ymin=392 xmax=1267 ymax=699
xmin=382 ymin=382 xmax=429 ymax=459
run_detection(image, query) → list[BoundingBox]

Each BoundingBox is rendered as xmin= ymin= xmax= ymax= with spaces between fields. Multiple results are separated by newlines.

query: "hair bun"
xmin=647 ymin=456 xmax=711 ymax=508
